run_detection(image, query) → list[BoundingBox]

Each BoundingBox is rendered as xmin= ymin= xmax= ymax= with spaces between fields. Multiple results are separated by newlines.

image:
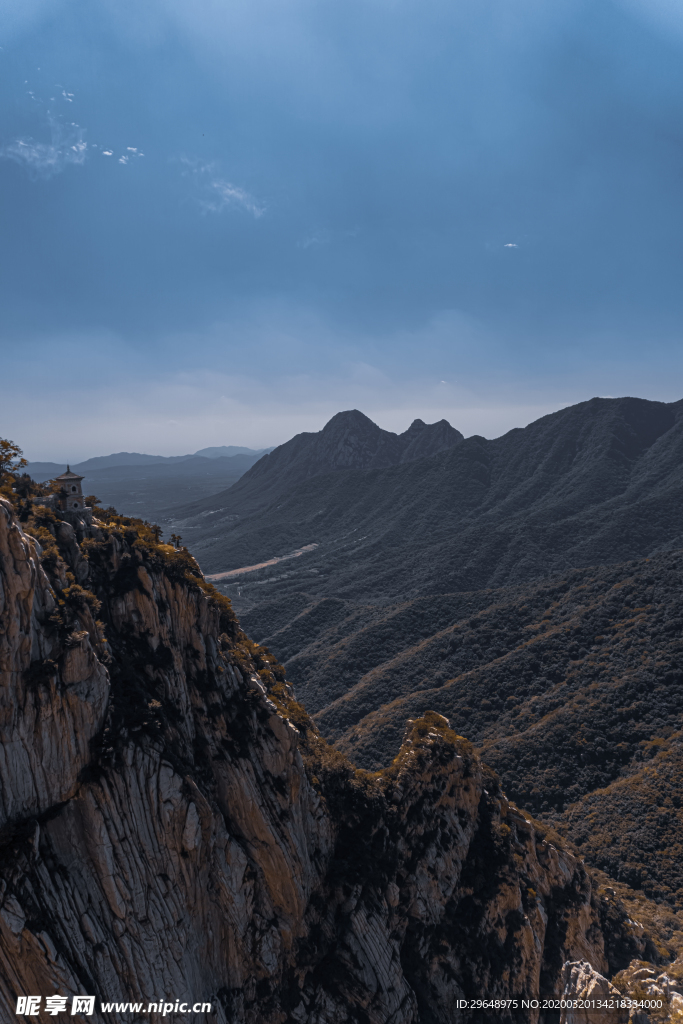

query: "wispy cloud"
xmin=203 ymin=179 xmax=265 ymax=217
xmin=179 ymin=157 xmax=265 ymax=218
xmin=0 ymin=114 xmax=87 ymax=179
xmin=1 ymin=82 xmax=144 ymax=176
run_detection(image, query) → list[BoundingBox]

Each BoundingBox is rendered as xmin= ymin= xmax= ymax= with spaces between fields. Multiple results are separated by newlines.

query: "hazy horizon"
xmin=17 ymin=393 xmax=681 ymax=464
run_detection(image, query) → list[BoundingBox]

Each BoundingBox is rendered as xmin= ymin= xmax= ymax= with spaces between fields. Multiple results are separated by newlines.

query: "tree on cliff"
xmin=0 ymin=438 xmax=27 ymax=478
xmin=0 ymin=440 xmax=29 ymax=507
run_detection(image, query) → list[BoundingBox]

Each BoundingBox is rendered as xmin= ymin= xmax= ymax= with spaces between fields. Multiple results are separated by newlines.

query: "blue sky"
xmin=2 ymin=0 xmax=683 ymax=459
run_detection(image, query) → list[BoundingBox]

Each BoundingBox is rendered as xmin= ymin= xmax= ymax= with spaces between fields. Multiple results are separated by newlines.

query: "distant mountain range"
xmin=24 ymin=446 xmax=273 ymax=525
xmin=25 ymin=444 xmax=272 ymax=479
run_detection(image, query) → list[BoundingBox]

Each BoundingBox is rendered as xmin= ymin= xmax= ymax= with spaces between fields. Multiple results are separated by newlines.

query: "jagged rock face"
xmin=293 ymin=725 xmax=608 ymax=1024
xmin=0 ymin=500 xmax=329 ymax=1023
xmin=559 ymin=962 xmax=627 ymax=1024
xmin=0 ymin=501 xmax=109 ymax=827
xmin=0 ymin=500 xmax=626 ymax=1022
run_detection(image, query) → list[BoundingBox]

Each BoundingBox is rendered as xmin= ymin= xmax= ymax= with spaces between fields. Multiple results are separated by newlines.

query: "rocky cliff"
xmin=0 ymin=498 xmax=654 ymax=1022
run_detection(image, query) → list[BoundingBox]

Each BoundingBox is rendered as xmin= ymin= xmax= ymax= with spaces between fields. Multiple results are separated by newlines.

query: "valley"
xmin=165 ymin=397 xmax=683 ymax=910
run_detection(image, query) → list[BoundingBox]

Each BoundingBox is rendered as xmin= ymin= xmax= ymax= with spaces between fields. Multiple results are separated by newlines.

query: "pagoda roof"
xmin=54 ymin=467 xmax=84 ymax=481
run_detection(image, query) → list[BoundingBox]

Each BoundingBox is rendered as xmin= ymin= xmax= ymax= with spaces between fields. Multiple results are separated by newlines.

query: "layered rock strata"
xmin=0 ymin=499 xmax=647 ymax=1022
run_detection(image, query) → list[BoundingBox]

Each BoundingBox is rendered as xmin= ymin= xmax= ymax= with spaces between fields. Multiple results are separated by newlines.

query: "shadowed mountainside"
xmin=179 ymin=397 xmax=683 ymax=595
xmin=220 ymin=409 xmax=464 ymax=499
xmin=239 ymin=549 xmax=683 ymax=906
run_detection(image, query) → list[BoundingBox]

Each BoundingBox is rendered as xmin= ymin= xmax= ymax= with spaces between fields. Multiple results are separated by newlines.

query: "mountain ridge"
xmin=176 ymin=397 xmax=683 ymax=592
xmin=216 ymin=409 xmax=465 ymax=510
xmin=25 ymin=445 xmax=273 ymax=480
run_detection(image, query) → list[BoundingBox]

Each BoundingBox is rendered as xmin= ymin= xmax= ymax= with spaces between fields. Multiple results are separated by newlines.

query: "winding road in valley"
xmin=204 ymin=543 xmax=319 ymax=581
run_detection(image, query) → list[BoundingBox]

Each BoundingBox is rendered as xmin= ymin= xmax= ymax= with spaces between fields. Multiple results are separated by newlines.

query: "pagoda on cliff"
xmin=54 ymin=467 xmax=86 ymax=513
xmin=41 ymin=466 xmax=93 ymax=524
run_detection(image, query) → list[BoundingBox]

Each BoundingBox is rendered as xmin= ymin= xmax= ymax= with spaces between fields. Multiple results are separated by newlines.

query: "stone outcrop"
xmin=560 ymin=957 xmax=683 ymax=1024
xmin=559 ymin=961 xmax=628 ymax=1024
xmin=0 ymin=498 xmax=646 ymax=1022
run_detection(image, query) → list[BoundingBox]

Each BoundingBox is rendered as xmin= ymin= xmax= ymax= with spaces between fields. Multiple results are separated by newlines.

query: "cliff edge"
xmin=0 ymin=499 xmax=651 ymax=1022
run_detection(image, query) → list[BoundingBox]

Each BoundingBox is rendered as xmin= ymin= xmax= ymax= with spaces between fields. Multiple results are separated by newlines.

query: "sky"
xmin=2 ymin=0 xmax=683 ymax=460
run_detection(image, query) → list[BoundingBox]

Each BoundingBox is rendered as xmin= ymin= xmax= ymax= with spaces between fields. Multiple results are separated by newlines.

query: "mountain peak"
xmin=322 ymin=409 xmax=381 ymax=432
xmin=228 ymin=409 xmax=464 ymax=498
xmin=403 ymin=418 xmax=427 ymax=436
xmin=399 ymin=417 xmax=464 ymax=462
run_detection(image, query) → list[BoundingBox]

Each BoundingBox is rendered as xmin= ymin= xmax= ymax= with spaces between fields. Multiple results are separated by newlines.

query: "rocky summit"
xmin=2 ymin=494 xmax=679 ymax=1023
